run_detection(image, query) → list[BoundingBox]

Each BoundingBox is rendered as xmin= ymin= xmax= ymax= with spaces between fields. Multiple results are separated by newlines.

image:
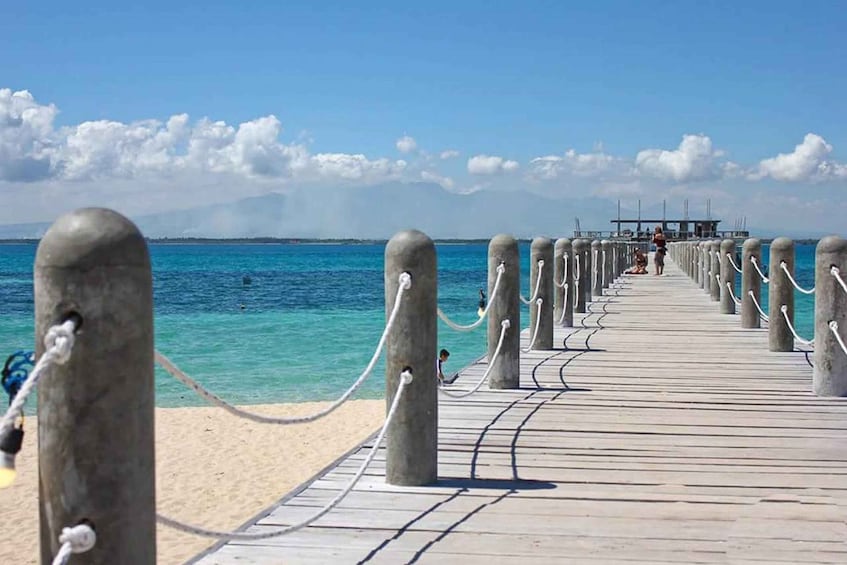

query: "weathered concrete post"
xmin=701 ymin=242 xmax=709 ymax=291
xmin=693 ymin=243 xmax=701 ymax=286
xmin=601 ymin=240 xmax=611 ymax=290
xmin=741 ymin=238 xmax=762 ymax=329
xmin=35 ymin=208 xmax=155 ymax=564
xmin=591 ymin=240 xmax=602 ymax=297
xmin=720 ymin=239 xmax=737 ymax=315
xmin=768 ymin=238 xmax=795 ymax=352
xmin=530 ymin=237 xmax=554 ymax=350
xmin=814 ymin=236 xmax=847 ymax=396
xmin=385 ymin=229 xmax=437 ymax=485
xmin=554 ymin=238 xmax=573 ymax=328
xmin=574 ymin=239 xmax=589 ymax=313
xmin=709 ymin=240 xmax=721 ymax=302
xmin=488 ymin=235 xmax=520 ymax=389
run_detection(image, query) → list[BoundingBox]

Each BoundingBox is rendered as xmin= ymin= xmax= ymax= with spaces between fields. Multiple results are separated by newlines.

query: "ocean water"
xmin=0 ymin=242 xmax=817 ymax=407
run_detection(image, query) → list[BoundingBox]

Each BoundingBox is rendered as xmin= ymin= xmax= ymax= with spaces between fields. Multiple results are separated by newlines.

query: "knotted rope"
xmin=780 ymin=261 xmax=814 ymax=294
xmin=520 ymin=260 xmax=544 ymax=305
xmin=780 ymin=305 xmax=813 ymax=345
xmin=439 ymin=320 xmax=510 ymax=399
xmin=726 ymin=253 xmax=743 ymax=274
xmin=828 ymin=321 xmax=847 ymax=356
xmin=522 ymin=298 xmax=544 ymax=353
xmin=156 ymin=272 xmax=412 ymax=426
xmin=725 ymin=281 xmax=742 ymax=306
xmin=748 ymin=290 xmax=770 ymax=322
xmin=554 ymin=255 xmax=568 ymax=289
xmin=558 ymin=283 xmax=570 ymax=325
xmin=158 ymin=369 xmax=413 ymax=540
xmin=51 ymin=523 xmax=96 ymax=565
xmin=438 ymin=263 xmax=505 ymax=331
xmin=830 ymin=266 xmax=847 ymax=295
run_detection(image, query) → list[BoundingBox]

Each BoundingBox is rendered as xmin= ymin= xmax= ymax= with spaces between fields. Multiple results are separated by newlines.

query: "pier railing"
xmin=6 ymin=207 xmax=843 ymax=563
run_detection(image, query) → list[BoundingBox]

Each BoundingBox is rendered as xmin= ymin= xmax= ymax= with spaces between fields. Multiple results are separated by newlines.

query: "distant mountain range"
xmin=0 ymin=182 xmax=619 ymax=240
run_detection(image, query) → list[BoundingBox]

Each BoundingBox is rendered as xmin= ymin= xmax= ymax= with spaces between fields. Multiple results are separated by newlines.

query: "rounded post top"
xmin=554 ymin=238 xmax=572 ymax=251
xmin=742 ymin=237 xmax=762 ymax=252
xmin=770 ymin=237 xmax=794 ymax=252
xmin=386 ymin=229 xmax=435 ymax=259
xmin=720 ymin=239 xmax=735 ymax=252
xmin=35 ymin=207 xmax=149 ymax=270
xmin=530 ymin=236 xmax=553 ymax=252
xmin=601 ymin=239 xmax=610 ymax=246
xmin=709 ymin=240 xmax=721 ymax=250
xmin=817 ymin=235 xmax=847 ymax=254
xmin=489 ymin=233 xmax=518 ymax=249
xmin=573 ymin=239 xmax=589 ymax=251
xmin=591 ymin=240 xmax=601 ymax=249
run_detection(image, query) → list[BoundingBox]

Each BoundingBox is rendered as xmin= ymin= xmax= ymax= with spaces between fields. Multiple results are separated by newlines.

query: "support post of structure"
xmin=720 ymin=239 xmax=736 ymax=315
xmin=768 ymin=237 xmax=795 ymax=352
xmin=488 ymin=235 xmax=520 ymax=388
xmin=694 ymin=243 xmax=701 ymax=285
xmin=554 ymin=238 xmax=573 ymax=328
xmin=591 ymin=240 xmax=602 ymax=297
xmin=530 ymin=237 xmax=554 ymax=350
xmin=601 ymin=240 xmax=611 ymax=290
xmin=701 ymin=242 xmax=709 ymax=291
xmin=814 ymin=236 xmax=847 ymax=396
xmin=741 ymin=238 xmax=762 ymax=329
xmin=574 ymin=239 xmax=589 ymax=314
xmin=709 ymin=240 xmax=721 ymax=302
xmin=35 ymin=208 xmax=155 ymax=564
xmin=384 ymin=229 xmax=437 ymax=485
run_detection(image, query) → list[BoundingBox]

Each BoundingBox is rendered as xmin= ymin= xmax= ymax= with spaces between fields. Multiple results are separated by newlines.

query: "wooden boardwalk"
xmin=193 ymin=257 xmax=847 ymax=564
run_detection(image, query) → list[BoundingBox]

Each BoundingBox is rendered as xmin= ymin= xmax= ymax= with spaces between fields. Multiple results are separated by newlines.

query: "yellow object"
xmin=477 ymin=307 xmax=485 ymax=318
xmin=0 ymin=458 xmax=16 ymax=488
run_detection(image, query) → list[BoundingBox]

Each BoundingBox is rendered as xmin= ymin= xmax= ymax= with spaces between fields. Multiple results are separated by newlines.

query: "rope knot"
xmin=44 ymin=322 xmax=76 ymax=365
xmin=781 ymin=304 xmax=788 ymax=313
xmin=399 ymin=369 xmax=413 ymax=385
xmin=501 ymin=319 xmax=511 ymax=329
xmin=59 ymin=523 xmax=96 ymax=554
xmin=830 ymin=320 xmax=839 ymax=332
xmin=496 ymin=263 xmax=506 ymax=274
xmin=831 ymin=265 xmax=841 ymax=276
xmin=397 ymin=272 xmax=412 ymax=291
xmin=535 ymin=298 xmax=543 ymax=306
xmin=537 ymin=259 xmax=544 ymax=267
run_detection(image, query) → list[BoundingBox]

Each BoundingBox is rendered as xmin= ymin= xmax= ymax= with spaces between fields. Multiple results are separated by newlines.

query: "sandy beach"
xmin=0 ymin=399 xmax=384 ymax=564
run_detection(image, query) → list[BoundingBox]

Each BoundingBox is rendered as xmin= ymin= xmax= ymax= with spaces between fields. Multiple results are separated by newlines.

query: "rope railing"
xmin=520 ymin=260 xmax=544 ymax=305
xmin=158 ymin=369 xmax=413 ymax=540
xmin=748 ymin=290 xmax=770 ymax=323
xmin=554 ymin=255 xmax=568 ymax=288
xmin=0 ymin=318 xmax=78 ymax=439
xmin=592 ymin=249 xmax=598 ymax=291
xmin=439 ymin=320 xmax=510 ymax=399
xmin=831 ymin=266 xmax=847 ymax=295
xmin=750 ymin=256 xmax=770 ymax=284
xmin=438 ymin=263 xmax=505 ymax=331
xmin=780 ymin=261 xmax=814 ymax=294
xmin=51 ymin=523 xmax=96 ymax=565
xmin=828 ymin=321 xmax=847 ymax=356
xmin=779 ymin=305 xmax=812 ymax=345
xmin=601 ymin=250 xmax=606 ymax=288
xmin=522 ymin=298 xmax=544 ymax=353
xmin=726 ymin=281 xmax=742 ymax=307
xmin=726 ymin=253 xmax=743 ymax=274
xmin=155 ymin=272 xmax=412 ymax=426
xmin=558 ymin=283 xmax=569 ymax=324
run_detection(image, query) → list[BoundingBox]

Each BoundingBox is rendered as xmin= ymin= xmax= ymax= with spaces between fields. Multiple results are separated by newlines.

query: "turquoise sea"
xmin=0 ymin=242 xmax=817 ymax=407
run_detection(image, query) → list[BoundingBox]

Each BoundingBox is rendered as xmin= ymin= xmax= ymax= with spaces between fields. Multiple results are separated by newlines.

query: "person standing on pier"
xmin=652 ymin=226 xmax=667 ymax=276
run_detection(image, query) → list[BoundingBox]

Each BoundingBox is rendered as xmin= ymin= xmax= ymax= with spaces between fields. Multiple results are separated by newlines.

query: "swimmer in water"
xmin=477 ymin=288 xmax=486 ymax=317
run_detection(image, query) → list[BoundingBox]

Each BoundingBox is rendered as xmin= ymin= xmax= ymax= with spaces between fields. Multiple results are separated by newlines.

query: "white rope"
xmin=558 ymin=283 xmax=569 ymax=324
xmin=831 ymin=266 xmax=847 ymax=295
xmin=780 ymin=261 xmax=814 ymax=294
xmin=748 ymin=290 xmax=770 ymax=322
xmin=438 ymin=263 xmax=505 ymax=331
xmin=726 ymin=253 xmax=742 ymax=274
xmin=554 ymin=255 xmax=568 ymax=288
xmin=574 ymin=253 xmax=581 ymax=281
xmin=592 ymin=249 xmax=598 ymax=290
xmin=522 ymin=298 xmax=544 ymax=353
xmin=439 ymin=320 xmax=510 ymax=399
xmin=51 ymin=523 xmax=96 ymax=565
xmin=779 ymin=305 xmax=812 ymax=345
xmin=0 ymin=319 xmax=77 ymax=439
xmin=158 ymin=369 xmax=412 ymax=540
xmin=155 ymin=272 xmax=412 ymax=426
xmin=520 ymin=260 xmax=544 ymax=305
xmin=602 ymin=250 xmax=606 ymax=288
xmin=750 ymin=256 xmax=770 ymax=284
xmin=726 ymin=281 xmax=742 ymax=306
xmin=829 ymin=321 xmax=847 ymax=356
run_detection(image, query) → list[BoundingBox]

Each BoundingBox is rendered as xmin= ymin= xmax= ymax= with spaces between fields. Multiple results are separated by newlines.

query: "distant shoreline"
xmin=0 ymin=237 xmax=825 ymax=245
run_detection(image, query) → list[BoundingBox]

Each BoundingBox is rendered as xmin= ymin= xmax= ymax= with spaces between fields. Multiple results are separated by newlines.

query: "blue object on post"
xmin=1 ymin=351 xmax=35 ymax=406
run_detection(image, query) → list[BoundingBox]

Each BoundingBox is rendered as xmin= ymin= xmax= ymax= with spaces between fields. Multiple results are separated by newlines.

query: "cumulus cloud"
xmin=529 ymin=149 xmax=617 ymax=180
xmin=420 ymin=170 xmax=454 ymax=189
xmin=467 ymin=154 xmax=519 ymax=175
xmin=395 ymin=135 xmax=417 ymax=154
xmin=0 ymin=88 xmax=408 ymax=185
xmin=750 ymin=133 xmax=847 ymax=182
xmin=635 ymin=134 xmax=721 ymax=182
xmin=439 ymin=149 xmax=459 ymax=160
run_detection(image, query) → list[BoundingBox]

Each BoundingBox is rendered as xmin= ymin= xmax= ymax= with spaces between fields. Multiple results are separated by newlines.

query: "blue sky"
xmin=0 ymin=1 xmax=845 ymax=234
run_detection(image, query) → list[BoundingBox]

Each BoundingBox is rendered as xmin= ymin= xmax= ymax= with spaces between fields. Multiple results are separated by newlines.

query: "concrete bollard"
xmin=530 ymin=237 xmax=554 ymax=350
xmin=601 ymin=240 xmax=612 ymax=289
xmin=573 ymin=239 xmax=589 ymax=313
xmin=768 ymin=238 xmax=795 ymax=352
xmin=720 ymin=239 xmax=736 ymax=315
xmin=709 ymin=240 xmax=721 ymax=302
xmin=488 ymin=235 xmax=521 ymax=389
xmin=694 ymin=243 xmax=701 ymax=286
xmin=741 ymin=238 xmax=762 ymax=329
xmin=591 ymin=240 xmax=602 ymax=297
xmin=701 ymin=242 xmax=709 ymax=291
xmin=813 ymin=236 xmax=847 ymax=396
xmin=384 ymin=229 xmax=437 ymax=485
xmin=35 ymin=208 xmax=155 ymax=564
xmin=554 ymin=238 xmax=573 ymax=328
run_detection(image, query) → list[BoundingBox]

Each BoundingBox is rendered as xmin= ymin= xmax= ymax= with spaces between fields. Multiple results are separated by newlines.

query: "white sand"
xmin=0 ymin=399 xmax=384 ymax=564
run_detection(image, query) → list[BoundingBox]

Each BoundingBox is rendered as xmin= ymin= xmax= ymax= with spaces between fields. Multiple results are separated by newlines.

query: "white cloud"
xmin=0 ymin=89 xmax=58 ymax=181
xmin=439 ymin=149 xmax=459 ymax=160
xmin=635 ymin=134 xmax=720 ymax=182
xmin=467 ymin=154 xmax=519 ymax=175
xmin=395 ymin=135 xmax=417 ymax=154
xmin=750 ymin=133 xmax=847 ymax=182
xmin=309 ymin=153 xmax=406 ymax=181
xmin=529 ymin=149 xmax=617 ymax=180
xmin=420 ymin=170 xmax=454 ymax=189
